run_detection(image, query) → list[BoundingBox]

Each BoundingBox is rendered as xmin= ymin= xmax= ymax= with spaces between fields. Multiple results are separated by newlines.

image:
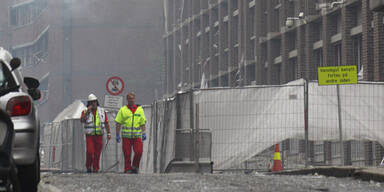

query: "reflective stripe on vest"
xmin=83 ymin=107 xmax=105 ymax=136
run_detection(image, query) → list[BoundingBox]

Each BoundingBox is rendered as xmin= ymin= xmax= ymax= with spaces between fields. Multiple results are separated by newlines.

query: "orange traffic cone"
xmin=272 ymin=144 xmax=283 ymax=172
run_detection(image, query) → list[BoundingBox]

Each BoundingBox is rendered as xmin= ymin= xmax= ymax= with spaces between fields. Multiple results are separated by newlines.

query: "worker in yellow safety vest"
xmin=115 ymin=92 xmax=146 ymax=174
xmin=81 ymin=93 xmax=111 ymax=173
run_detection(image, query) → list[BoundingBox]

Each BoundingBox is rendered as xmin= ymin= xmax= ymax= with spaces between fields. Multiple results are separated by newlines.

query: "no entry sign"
xmin=106 ymin=76 xmax=124 ymax=95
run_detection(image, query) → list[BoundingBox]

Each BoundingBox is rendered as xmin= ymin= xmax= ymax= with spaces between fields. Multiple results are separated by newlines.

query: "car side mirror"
xmin=28 ymin=88 xmax=41 ymax=101
xmin=24 ymin=77 xmax=40 ymax=89
xmin=10 ymin=58 xmax=21 ymax=71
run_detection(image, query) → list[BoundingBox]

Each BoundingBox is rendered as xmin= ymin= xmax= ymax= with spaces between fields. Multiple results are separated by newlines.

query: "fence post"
xmin=304 ymin=79 xmax=309 ymax=168
xmin=153 ymin=101 xmax=158 ymax=173
xmin=72 ymin=120 xmax=76 ymax=171
xmin=195 ymin=103 xmax=200 ymax=173
xmin=176 ymin=93 xmax=181 ymax=131
xmin=61 ymin=122 xmax=64 ymax=171
xmin=337 ymin=85 xmax=344 ymax=165
xmin=189 ymin=90 xmax=195 ymax=161
xmin=48 ymin=123 xmax=53 ymax=168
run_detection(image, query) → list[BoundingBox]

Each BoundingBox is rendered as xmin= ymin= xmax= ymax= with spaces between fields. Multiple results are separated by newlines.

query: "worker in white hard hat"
xmin=80 ymin=93 xmax=111 ymax=173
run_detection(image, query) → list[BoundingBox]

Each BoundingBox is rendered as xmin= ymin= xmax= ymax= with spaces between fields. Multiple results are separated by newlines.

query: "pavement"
xmin=38 ymin=171 xmax=384 ymax=192
xmin=269 ymin=166 xmax=384 ymax=182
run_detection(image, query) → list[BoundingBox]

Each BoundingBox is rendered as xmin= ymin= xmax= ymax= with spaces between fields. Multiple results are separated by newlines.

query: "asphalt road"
xmin=38 ymin=172 xmax=384 ymax=192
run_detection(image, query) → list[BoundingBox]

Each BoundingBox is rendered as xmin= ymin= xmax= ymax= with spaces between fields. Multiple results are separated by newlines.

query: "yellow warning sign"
xmin=318 ymin=65 xmax=358 ymax=85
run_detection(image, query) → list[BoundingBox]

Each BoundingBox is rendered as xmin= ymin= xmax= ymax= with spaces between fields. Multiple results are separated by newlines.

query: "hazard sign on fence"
xmin=106 ymin=76 xmax=124 ymax=95
xmin=318 ymin=65 xmax=357 ymax=85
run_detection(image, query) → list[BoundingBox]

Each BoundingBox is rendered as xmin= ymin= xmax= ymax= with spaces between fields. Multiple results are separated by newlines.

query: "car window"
xmin=0 ymin=62 xmax=17 ymax=91
xmin=0 ymin=64 xmax=5 ymax=87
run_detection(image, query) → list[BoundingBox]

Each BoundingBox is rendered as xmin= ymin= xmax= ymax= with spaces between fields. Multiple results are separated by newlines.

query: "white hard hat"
xmin=88 ymin=93 xmax=98 ymax=101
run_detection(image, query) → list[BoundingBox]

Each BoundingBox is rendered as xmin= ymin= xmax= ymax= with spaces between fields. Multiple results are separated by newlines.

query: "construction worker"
xmin=115 ymin=92 xmax=146 ymax=174
xmin=80 ymin=93 xmax=111 ymax=173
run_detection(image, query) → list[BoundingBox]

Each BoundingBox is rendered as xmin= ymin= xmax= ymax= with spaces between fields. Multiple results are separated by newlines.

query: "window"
xmin=334 ymin=43 xmax=342 ymax=66
xmin=273 ymin=9 xmax=280 ymax=32
xmin=275 ymin=63 xmax=281 ymax=84
xmin=287 ymin=32 xmax=296 ymax=51
xmin=248 ymin=7 xmax=255 ymax=37
xmin=354 ymin=6 xmax=362 ymax=26
xmin=335 ymin=14 xmax=341 ymax=33
xmin=0 ymin=64 xmax=5 ymax=87
xmin=317 ymin=23 xmax=323 ymax=41
xmin=0 ymin=62 xmax=17 ymax=93
xmin=287 ymin=58 xmax=297 ymax=82
xmin=246 ymin=63 xmax=255 ymax=84
xmin=315 ymin=49 xmax=323 ymax=67
xmin=233 ymin=16 xmax=239 ymax=45
xmin=231 ymin=0 xmax=238 ymax=11
xmin=353 ymin=35 xmax=362 ymax=71
xmin=12 ymin=28 xmax=49 ymax=68
xmin=223 ymin=22 xmax=229 ymax=48
xmin=233 ymin=47 xmax=239 ymax=67
xmin=10 ymin=0 xmax=48 ymax=27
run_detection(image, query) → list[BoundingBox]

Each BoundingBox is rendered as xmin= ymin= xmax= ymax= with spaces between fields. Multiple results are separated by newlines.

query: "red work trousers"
xmin=85 ymin=135 xmax=103 ymax=172
xmin=122 ymin=138 xmax=143 ymax=172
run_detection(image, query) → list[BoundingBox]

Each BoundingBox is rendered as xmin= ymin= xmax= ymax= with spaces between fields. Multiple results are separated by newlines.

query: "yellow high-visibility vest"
xmin=115 ymin=105 xmax=146 ymax=138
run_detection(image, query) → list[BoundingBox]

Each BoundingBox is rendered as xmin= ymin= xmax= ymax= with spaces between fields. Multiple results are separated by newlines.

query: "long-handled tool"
xmin=101 ymin=139 xmax=120 ymax=172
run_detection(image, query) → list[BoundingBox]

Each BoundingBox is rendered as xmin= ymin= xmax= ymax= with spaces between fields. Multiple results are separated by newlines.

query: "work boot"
xmin=131 ymin=166 xmax=138 ymax=174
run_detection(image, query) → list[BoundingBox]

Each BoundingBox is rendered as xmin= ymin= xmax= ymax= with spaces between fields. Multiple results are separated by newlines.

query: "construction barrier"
xmin=41 ymin=80 xmax=384 ymax=173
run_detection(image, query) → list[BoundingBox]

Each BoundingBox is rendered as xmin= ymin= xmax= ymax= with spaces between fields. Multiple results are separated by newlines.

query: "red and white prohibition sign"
xmin=106 ymin=76 xmax=124 ymax=96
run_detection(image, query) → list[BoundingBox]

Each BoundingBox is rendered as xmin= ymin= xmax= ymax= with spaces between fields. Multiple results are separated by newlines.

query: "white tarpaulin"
xmin=196 ymin=79 xmax=384 ymax=169
xmin=52 ymin=100 xmax=86 ymax=122
xmin=309 ymin=82 xmax=384 ymax=143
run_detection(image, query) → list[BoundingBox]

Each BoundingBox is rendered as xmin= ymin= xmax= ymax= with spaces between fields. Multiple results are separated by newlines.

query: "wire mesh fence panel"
xmin=308 ymin=81 xmax=384 ymax=166
xmin=41 ymin=122 xmax=62 ymax=169
xmin=139 ymin=105 xmax=153 ymax=173
xmin=40 ymin=81 xmax=384 ymax=173
xmin=174 ymin=92 xmax=193 ymax=161
xmin=60 ymin=120 xmax=73 ymax=171
xmin=72 ymin=120 xmax=86 ymax=171
xmin=178 ymin=92 xmax=193 ymax=131
xmin=152 ymin=101 xmax=165 ymax=173
xmin=143 ymin=99 xmax=177 ymax=173
xmin=41 ymin=106 xmax=154 ymax=173
xmin=99 ymin=110 xmax=119 ymax=172
xmin=159 ymin=99 xmax=177 ymax=172
xmin=195 ymin=83 xmax=305 ymax=171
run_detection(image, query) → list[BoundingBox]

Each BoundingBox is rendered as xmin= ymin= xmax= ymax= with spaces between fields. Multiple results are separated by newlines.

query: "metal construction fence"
xmin=40 ymin=105 xmax=154 ymax=173
xmin=41 ymin=79 xmax=384 ymax=173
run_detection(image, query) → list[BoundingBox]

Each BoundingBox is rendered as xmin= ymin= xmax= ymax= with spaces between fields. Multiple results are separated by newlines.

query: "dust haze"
xmin=70 ymin=0 xmax=164 ymax=105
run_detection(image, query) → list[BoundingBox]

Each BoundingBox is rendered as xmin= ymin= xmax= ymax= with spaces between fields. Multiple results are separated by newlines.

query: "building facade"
xmin=163 ymin=0 xmax=384 ymax=96
xmin=0 ymin=0 xmax=163 ymax=123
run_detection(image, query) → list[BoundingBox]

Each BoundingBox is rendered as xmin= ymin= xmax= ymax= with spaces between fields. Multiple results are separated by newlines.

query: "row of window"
xmin=10 ymin=0 xmax=48 ymax=27
xmin=315 ymin=36 xmax=362 ymax=70
xmin=12 ymin=29 xmax=48 ymax=68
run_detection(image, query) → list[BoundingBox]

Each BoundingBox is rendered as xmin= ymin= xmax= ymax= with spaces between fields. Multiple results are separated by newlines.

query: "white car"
xmin=0 ymin=48 xmax=41 ymax=192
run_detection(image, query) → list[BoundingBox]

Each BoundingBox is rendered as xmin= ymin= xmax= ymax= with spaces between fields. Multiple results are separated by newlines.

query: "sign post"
xmin=318 ymin=65 xmax=357 ymax=166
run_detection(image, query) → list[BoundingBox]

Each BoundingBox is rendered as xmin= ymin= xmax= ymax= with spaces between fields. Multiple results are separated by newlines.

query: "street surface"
xmin=38 ymin=172 xmax=384 ymax=192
